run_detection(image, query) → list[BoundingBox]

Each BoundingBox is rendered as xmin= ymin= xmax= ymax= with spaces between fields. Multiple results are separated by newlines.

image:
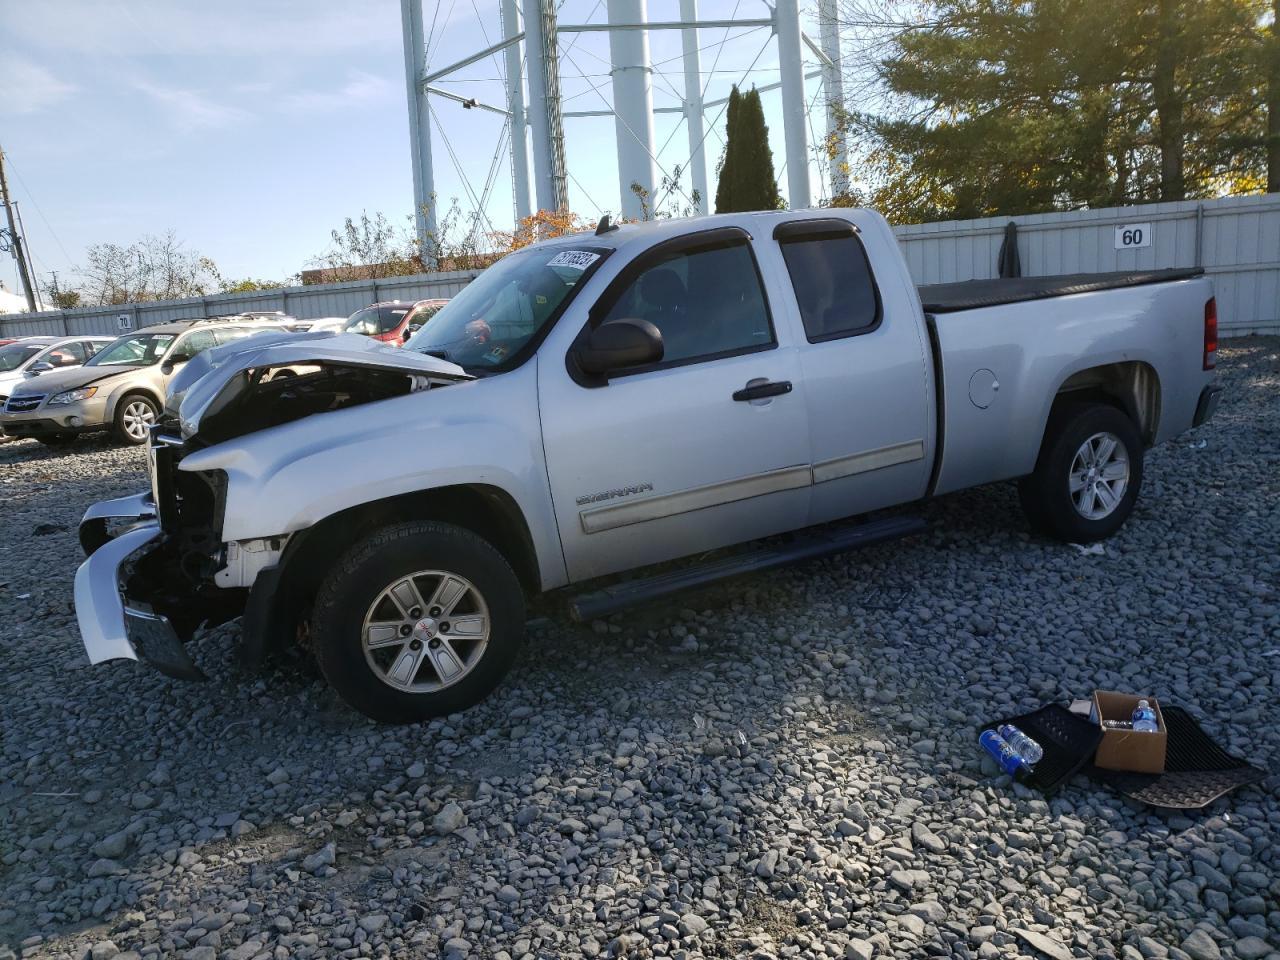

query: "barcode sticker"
xmin=546 ymin=250 xmax=601 ymax=270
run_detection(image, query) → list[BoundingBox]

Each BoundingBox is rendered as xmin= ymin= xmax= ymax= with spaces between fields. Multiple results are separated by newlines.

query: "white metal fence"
xmin=893 ymin=193 xmax=1280 ymax=336
xmin=4 ymin=194 xmax=1278 ymax=338
xmin=0 ymin=271 xmax=481 ymax=339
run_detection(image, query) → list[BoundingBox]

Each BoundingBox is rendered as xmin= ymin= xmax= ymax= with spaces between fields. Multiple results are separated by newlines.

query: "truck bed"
xmin=918 ymin=268 xmax=1204 ymax=314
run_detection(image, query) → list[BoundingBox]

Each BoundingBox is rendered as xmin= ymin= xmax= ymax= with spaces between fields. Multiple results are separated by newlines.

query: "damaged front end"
xmin=74 ymin=332 xmax=472 ymax=680
xmin=167 ymin=331 xmax=470 ymax=442
xmin=75 ymin=431 xmax=247 ymax=680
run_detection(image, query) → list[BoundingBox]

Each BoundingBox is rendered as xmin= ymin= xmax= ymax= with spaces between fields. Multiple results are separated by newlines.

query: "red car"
xmin=341 ymin=299 xmax=450 ymax=345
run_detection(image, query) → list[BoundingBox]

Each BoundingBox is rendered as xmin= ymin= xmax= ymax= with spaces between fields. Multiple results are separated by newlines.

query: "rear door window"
xmin=177 ymin=330 xmax=219 ymax=359
xmin=777 ymin=228 xmax=881 ymax=342
xmin=44 ymin=341 xmax=88 ymax=366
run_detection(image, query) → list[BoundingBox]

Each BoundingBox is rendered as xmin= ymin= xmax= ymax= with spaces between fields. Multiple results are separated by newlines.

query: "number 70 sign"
xmin=1114 ymin=223 xmax=1152 ymax=249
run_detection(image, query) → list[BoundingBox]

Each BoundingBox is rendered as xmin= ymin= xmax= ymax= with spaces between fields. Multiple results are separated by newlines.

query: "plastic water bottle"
xmin=1132 ymin=700 xmax=1159 ymax=733
xmin=997 ymin=724 xmax=1044 ymax=767
xmin=979 ymin=730 xmax=1028 ymax=776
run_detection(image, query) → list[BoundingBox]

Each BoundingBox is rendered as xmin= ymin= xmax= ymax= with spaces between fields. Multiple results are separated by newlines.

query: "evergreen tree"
xmin=849 ymin=0 xmax=1267 ymax=222
xmin=715 ymin=87 xmax=782 ymax=212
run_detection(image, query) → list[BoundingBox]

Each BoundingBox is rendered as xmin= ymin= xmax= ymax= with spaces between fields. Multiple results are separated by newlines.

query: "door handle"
xmin=732 ymin=380 xmax=793 ymax=402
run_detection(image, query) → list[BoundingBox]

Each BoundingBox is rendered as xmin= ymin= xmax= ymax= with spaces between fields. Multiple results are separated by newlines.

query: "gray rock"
xmin=1011 ymin=928 xmax=1073 ymax=960
xmin=1180 ymin=930 xmax=1221 ymax=960
xmin=359 ymin=914 xmax=389 ymax=934
xmin=91 ymin=831 xmax=131 ymax=860
xmin=433 ymin=802 xmax=467 ymax=835
xmin=1232 ymin=938 xmax=1271 ymax=960
xmin=302 ymin=842 xmax=336 ymax=874
xmin=678 ymin=914 xmax=708 ymax=937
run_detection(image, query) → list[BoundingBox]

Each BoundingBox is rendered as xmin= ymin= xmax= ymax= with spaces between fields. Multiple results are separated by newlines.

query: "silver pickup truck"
xmin=74 ymin=209 xmax=1221 ymax=722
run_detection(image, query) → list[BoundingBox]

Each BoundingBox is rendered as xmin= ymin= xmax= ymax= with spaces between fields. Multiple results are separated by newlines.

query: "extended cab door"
xmin=539 ymin=226 xmax=812 ymax=583
xmin=767 ymin=217 xmax=934 ymax=524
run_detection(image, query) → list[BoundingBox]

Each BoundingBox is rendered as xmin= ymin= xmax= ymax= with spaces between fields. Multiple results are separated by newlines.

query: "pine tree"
xmin=854 ymin=0 xmax=1267 ymax=221
xmin=715 ymin=86 xmax=782 ymax=212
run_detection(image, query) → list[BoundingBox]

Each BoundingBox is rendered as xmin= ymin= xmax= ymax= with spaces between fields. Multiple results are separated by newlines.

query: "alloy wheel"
xmin=360 ymin=570 xmax=491 ymax=693
xmin=1069 ymin=431 xmax=1130 ymax=520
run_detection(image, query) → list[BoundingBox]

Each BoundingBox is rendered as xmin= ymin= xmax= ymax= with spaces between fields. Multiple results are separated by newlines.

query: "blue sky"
xmin=2 ymin=0 xmax=838 ymax=295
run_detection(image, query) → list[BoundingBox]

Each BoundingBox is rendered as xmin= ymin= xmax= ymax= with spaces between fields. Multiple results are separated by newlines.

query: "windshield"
xmin=0 ymin=343 xmax=43 ymax=373
xmin=86 ymin=333 xmax=176 ymax=367
xmin=404 ymin=246 xmax=606 ymax=369
xmin=345 ymin=305 xmax=410 ymax=335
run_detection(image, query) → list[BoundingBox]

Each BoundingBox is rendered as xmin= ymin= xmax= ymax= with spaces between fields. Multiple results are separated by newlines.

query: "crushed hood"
xmin=169 ymin=331 xmax=471 ymax=439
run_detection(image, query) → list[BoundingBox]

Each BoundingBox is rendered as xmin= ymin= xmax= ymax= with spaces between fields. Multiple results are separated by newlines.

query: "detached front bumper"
xmin=74 ymin=494 xmax=207 ymax=681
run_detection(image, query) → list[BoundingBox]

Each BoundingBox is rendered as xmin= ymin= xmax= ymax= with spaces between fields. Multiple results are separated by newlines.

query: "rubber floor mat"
xmin=983 ymin=704 xmax=1103 ymax=793
xmin=1090 ymin=705 xmax=1267 ymax=808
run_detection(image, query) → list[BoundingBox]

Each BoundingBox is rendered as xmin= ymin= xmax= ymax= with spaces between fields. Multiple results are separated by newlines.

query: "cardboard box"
xmin=1092 ymin=690 xmax=1166 ymax=773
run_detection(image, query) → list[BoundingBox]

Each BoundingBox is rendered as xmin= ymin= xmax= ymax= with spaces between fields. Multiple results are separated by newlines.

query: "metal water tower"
xmin=400 ymin=0 xmax=849 ymax=254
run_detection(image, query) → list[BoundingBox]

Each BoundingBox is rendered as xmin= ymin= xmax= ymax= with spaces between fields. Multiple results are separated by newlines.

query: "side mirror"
xmin=575 ymin=318 xmax=664 ymax=376
xmin=24 ymin=361 xmax=54 ymax=377
xmin=161 ymin=352 xmax=191 ymax=375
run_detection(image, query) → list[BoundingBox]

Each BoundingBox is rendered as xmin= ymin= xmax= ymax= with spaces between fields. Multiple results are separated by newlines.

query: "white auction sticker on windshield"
xmin=546 ymin=250 xmax=600 ymax=270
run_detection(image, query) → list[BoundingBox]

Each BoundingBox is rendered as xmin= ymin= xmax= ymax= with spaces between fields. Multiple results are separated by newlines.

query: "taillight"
xmin=1203 ymin=297 xmax=1217 ymax=370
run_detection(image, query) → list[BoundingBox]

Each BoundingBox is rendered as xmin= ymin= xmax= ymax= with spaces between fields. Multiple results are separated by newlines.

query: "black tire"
xmin=37 ymin=435 xmax=76 ymax=447
xmin=112 ymin=393 xmax=159 ymax=445
xmin=311 ymin=521 xmax=525 ymax=723
xmin=1018 ymin=402 xmax=1144 ymax=543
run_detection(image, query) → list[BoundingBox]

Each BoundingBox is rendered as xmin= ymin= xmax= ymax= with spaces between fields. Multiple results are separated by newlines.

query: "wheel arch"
xmin=1048 ymin=360 xmax=1161 ymax=447
xmin=287 ymin=484 xmax=540 ymax=595
xmin=242 ymin=483 xmax=542 ymax=668
xmin=108 ymin=384 xmax=164 ymax=419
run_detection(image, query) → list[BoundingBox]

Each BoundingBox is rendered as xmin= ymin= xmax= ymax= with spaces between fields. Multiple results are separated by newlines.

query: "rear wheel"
xmin=311 ymin=521 xmax=525 ymax=723
xmin=1018 ymin=402 xmax=1144 ymax=543
xmin=113 ymin=393 xmax=158 ymax=445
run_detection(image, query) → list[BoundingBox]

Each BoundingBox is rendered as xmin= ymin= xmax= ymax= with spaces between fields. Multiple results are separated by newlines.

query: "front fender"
xmin=176 ymin=365 xmax=568 ymax=589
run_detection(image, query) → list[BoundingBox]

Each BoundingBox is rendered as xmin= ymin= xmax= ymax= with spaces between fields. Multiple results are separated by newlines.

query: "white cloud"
xmin=0 ymin=56 xmax=77 ymax=115
xmin=134 ymin=81 xmax=249 ymax=131
xmin=280 ymin=70 xmax=396 ymax=115
xmin=7 ymin=0 xmax=399 ymax=58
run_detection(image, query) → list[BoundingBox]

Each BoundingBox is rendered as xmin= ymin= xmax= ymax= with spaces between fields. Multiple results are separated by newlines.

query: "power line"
xmin=4 ymin=154 xmax=75 ymax=268
xmin=429 ymin=102 xmax=500 ymax=239
xmin=652 ymin=31 xmax=772 ymax=211
xmin=566 ymin=169 xmax=605 ymax=215
xmin=558 ymin=46 xmax=698 ymax=210
xmin=649 ymin=26 xmax=767 ymax=71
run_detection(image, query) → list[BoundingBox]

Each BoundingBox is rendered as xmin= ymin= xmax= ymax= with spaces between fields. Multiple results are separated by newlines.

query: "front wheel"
xmin=1018 ymin=403 xmax=1144 ymax=543
xmin=311 ymin=521 xmax=526 ymax=723
xmin=112 ymin=394 xmax=159 ymax=445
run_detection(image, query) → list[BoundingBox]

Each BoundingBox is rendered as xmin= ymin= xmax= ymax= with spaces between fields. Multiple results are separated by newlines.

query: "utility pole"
xmin=400 ymin=0 xmax=438 ymax=264
xmin=0 ymin=144 xmax=38 ymax=312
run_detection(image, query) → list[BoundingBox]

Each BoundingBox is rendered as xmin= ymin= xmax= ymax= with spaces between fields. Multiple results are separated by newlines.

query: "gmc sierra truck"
xmin=74 ymin=209 xmax=1222 ymax=722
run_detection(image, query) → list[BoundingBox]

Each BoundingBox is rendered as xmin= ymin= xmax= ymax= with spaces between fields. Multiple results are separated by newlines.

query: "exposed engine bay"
xmin=186 ymin=363 xmax=439 ymax=445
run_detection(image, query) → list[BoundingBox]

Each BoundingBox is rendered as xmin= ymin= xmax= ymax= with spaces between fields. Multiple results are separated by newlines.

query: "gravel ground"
xmin=1 ymin=338 xmax=1277 ymax=960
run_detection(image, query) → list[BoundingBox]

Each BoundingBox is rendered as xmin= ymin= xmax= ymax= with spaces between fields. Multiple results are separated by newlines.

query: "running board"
xmin=567 ymin=515 xmax=926 ymax=622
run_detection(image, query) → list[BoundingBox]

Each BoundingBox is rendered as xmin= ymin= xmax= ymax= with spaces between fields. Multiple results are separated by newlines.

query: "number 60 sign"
xmin=1114 ymin=223 xmax=1152 ymax=249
